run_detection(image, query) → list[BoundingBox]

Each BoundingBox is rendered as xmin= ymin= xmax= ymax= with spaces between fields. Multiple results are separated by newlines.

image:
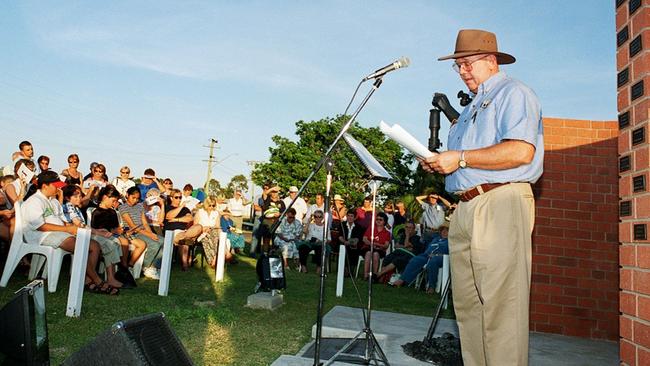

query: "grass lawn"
xmin=0 ymin=247 xmax=452 ymax=365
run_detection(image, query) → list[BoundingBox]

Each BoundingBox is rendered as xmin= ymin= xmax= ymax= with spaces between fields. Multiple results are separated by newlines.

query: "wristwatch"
xmin=458 ymin=150 xmax=468 ymax=169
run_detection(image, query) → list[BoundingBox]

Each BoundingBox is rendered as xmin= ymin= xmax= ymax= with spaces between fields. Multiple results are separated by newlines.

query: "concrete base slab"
xmin=273 ymin=305 xmax=619 ymax=366
xmin=246 ymin=292 xmax=284 ymax=310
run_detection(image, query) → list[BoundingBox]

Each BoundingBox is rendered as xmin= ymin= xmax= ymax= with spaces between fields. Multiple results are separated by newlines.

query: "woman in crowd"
xmin=83 ymin=163 xmax=108 ymax=205
xmin=220 ymin=208 xmax=245 ymax=254
xmin=61 ymin=184 xmax=123 ymax=292
xmin=60 ymin=154 xmax=83 ymax=186
xmin=161 ymin=178 xmax=174 ymax=198
xmin=298 ymin=209 xmax=330 ymax=274
xmin=164 ymin=188 xmax=203 ymax=271
xmin=119 ymin=186 xmax=164 ymax=279
xmin=376 ymin=221 xmax=423 ymax=281
xmin=111 ymin=165 xmax=136 ymax=199
xmin=193 ymin=196 xmax=227 ymax=268
xmin=361 ymin=212 xmax=391 ymax=281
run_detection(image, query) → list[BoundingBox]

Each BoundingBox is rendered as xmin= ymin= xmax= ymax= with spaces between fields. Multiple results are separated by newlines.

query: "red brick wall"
xmin=617 ymin=1 xmax=650 ymax=364
xmin=530 ymin=118 xmax=619 ymax=340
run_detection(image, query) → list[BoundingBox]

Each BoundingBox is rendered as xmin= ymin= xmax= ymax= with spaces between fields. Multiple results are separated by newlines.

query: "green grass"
xmin=0 ymin=250 xmax=452 ymax=365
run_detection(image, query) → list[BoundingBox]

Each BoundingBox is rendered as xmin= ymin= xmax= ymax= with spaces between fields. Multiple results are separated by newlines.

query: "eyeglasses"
xmin=120 ymin=171 xmax=129 ymax=174
xmin=172 ymin=196 xmax=182 ymax=199
xmin=94 ymin=169 xmax=104 ymax=173
xmin=164 ymin=182 xmax=172 ymax=185
xmin=68 ymin=160 xmax=78 ymax=164
xmin=314 ymin=215 xmax=323 ymax=219
xmin=452 ymin=54 xmax=490 ymax=73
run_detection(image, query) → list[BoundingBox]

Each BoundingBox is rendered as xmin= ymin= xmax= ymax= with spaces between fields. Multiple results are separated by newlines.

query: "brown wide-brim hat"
xmin=438 ymin=29 xmax=516 ymax=65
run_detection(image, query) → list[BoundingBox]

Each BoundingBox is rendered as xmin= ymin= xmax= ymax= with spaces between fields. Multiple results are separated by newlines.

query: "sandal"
xmin=99 ymin=282 xmax=120 ymax=296
xmin=85 ymin=282 xmax=103 ymax=293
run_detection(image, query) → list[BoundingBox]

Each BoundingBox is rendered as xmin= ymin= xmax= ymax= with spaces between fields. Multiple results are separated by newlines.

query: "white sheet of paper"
xmin=378 ymin=120 xmax=435 ymax=159
xmin=17 ymin=163 xmax=35 ymax=182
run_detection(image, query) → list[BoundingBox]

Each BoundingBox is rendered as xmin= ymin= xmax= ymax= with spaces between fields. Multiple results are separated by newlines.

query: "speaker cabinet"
xmin=63 ymin=313 xmax=193 ymax=366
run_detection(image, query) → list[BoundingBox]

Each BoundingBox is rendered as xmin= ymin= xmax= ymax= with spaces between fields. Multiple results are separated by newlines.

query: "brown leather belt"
xmin=458 ymin=182 xmax=510 ymax=202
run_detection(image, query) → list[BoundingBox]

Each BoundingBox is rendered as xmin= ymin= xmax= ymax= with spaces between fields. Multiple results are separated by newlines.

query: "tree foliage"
xmin=222 ymin=174 xmax=249 ymax=197
xmin=252 ymin=115 xmax=416 ymax=207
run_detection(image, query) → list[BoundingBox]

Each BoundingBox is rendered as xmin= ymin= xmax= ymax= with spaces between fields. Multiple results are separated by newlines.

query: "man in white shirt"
xmin=282 ymin=186 xmax=307 ymax=223
xmin=416 ymin=193 xmax=452 ymax=243
xmin=22 ymin=171 xmax=105 ymax=289
xmin=304 ymin=193 xmax=325 ymax=225
xmin=227 ymin=189 xmax=249 ymax=231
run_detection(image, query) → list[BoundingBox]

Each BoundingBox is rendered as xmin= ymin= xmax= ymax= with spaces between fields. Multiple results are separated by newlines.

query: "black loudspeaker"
xmin=63 ymin=313 xmax=193 ymax=366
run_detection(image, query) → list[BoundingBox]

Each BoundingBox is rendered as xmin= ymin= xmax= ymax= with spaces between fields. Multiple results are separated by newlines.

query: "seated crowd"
xmin=0 ymin=140 xmax=455 ymax=296
xmin=250 ymin=183 xmax=454 ymax=293
xmin=0 ymin=140 xmax=246 ymax=295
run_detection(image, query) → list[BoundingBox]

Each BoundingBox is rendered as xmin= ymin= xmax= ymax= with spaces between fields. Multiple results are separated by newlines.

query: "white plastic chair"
xmin=355 ymin=254 xmax=383 ymax=279
xmin=0 ymin=201 xmax=72 ymax=293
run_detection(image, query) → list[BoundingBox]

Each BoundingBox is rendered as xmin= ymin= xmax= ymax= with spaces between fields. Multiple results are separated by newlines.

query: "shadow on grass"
xmin=0 ymin=235 xmax=450 ymax=365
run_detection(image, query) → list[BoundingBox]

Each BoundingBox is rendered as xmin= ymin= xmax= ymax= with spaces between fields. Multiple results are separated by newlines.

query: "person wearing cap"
xmin=226 ymin=189 xmax=250 ymax=231
xmin=420 ymin=29 xmax=544 ymax=365
xmin=282 ymin=186 xmax=307 ymax=223
xmin=22 ymin=171 xmax=111 ymax=294
xmin=220 ymin=208 xmax=245 ymax=255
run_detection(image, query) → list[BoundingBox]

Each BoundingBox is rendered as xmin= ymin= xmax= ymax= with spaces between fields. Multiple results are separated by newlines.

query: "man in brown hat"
xmin=420 ymin=29 xmax=544 ymax=365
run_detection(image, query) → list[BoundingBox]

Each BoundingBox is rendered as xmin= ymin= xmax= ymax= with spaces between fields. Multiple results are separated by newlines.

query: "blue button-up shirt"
xmin=445 ymin=71 xmax=544 ymax=193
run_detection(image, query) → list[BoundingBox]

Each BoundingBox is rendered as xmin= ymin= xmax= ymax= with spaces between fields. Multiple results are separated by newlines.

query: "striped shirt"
xmin=118 ymin=202 xmax=144 ymax=227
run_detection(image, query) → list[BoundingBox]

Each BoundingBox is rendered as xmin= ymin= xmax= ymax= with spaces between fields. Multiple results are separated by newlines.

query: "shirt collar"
xmin=476 ymin=71 xmax=506 ymax=96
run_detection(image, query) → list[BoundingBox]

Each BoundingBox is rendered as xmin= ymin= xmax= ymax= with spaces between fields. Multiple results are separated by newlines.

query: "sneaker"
xmin=143 ymin=267 xmax=160 ymax=280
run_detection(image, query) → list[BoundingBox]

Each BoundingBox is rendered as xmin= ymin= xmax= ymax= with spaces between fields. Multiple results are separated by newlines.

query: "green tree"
xmin=206 ymin=178 xmax=221 ymax=196
xmin=225 ymin=174 xmax=249 ymax=197
xmin=252 ymin=115 xmax=415 ymax=207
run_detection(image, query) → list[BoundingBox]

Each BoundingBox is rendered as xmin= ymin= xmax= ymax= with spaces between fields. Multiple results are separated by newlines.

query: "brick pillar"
xmin=617 ymin=1 xmax=650 ymax=365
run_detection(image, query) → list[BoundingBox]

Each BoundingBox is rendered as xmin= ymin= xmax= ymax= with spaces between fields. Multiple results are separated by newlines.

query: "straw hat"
xmin=438 ymin=29 xmax=515 ymax=64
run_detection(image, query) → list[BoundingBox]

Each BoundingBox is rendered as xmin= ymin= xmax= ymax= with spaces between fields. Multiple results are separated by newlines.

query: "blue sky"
xmin=0 ymin=1 xmax=616 ymax=194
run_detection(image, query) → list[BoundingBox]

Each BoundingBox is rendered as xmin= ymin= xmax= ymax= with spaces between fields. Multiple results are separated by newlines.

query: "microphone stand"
xmin=261 ymin=77 xmax=384 ymax=366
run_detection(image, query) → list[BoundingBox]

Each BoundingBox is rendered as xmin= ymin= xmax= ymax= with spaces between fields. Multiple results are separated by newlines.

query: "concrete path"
xmin=272 ymin=306 xmax=618 ymax=366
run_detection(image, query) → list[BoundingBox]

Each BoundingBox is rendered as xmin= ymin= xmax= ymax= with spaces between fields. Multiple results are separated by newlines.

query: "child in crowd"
xmin=144 ymin=188 xmax=165 ymax=236
xmin=61 ymin=184 xmax=125 ymax=290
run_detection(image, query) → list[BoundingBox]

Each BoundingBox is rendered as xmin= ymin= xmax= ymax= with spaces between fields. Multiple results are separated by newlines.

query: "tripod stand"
xmin=324 ymin=180 xmax=389 ymax=366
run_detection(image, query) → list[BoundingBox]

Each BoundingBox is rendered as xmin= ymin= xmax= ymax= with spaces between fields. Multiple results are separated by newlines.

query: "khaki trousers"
xmin=449 ymin=183 xmax=534 ymax=366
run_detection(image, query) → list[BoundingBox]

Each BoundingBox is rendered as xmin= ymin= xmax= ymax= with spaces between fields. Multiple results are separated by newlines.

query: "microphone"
xmin=362 ymin=57 xmax=411 ymax=81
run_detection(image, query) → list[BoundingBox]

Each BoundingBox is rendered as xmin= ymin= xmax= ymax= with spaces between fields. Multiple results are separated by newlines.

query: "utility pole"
xmin=203 ymin=138 xmax=218 ymax=191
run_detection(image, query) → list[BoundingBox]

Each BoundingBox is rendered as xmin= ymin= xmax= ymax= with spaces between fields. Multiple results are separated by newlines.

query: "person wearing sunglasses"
xmin=360 ymin=212 xmax=391 ymax=281
xmin=164 ymin=188 xmax=203 ymax=271
xmin=297 ymin=209 xmax=330 ymax=274
xmin=61 ymin=154 xmax=83 ymax=187
xmin=111 ymin=165 xmax=136 ymax=199
xmin=82 ymin=163 xmax=108 ymax=204
xmin=193 ymin=195 xmax=228 ymax=268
